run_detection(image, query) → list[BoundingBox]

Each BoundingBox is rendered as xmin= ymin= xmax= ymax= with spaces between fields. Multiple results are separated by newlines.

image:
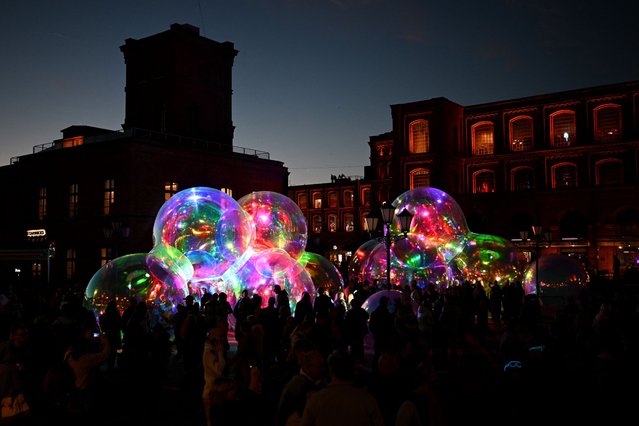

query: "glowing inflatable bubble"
xmin=393 ymin=234 xmax=444 ymax=269
xmin=299 ymin=251 xmax=344 ymax=294
xmin=393 ymin=187 xmax=469 ymax=262
xmin=152 ymin=186 xmax=254 ymax=278
xmin=362 ymin=290 xmax=417 ymax=314
xmin=393 ymin=264 xmax=453 ymax=289
xmin=146 ymin=242 xmax=194 ymax=291
xmin=523 ymin=254 xmax=588 ymax=304
xmin=347 ymin=239 xmax=381 ymax=285
xmin=225 ymin=248 xmax=315 ymax=310
xmin=238 ymin=191 xmax=307 ymax=260
xmin=84 ymin=253 xmax=188 ymax=318
xmin=453 ymin=232 xmax=527 ymax=284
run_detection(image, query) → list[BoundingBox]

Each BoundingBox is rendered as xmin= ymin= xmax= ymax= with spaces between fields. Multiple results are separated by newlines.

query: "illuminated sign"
xmin=27 ymin=229 xmax=47 ymax=238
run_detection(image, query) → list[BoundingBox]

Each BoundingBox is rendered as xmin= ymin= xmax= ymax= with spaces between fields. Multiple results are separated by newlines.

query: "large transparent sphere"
xmin=152 ymin=186 xmax=254 ymax=279
xmin=347 ymin=239 xmax=380 ymax=285
xmin=362 ymin=290 xmax=417 ymax=315
xmin=523 ymin=254 xmax=588 ymax=304
xmin=299 ymin=251 xmax=344 ymax=294
xmin=452 ymin=232 xmax=528 ymax=284
xmin=84 ymin=253 xmax=188 ymax=318
xmin=237 ymin=191 xmax=307 ymax=260
xmin=393 ymin=187 xmax=469 ymax=262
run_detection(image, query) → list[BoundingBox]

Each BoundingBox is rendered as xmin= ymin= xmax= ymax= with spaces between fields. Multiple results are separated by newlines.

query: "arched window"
xmin=297 ymin=193 xmax=308 ymax=209
xmin=328 ymin=214 xmax=337 ymax=232
xmin=473 ymin=170 xmax=496 ymax=193
xmin=550 ymin=110 xmax=576 ymax=147
xmin=552 ymin=163 xmax=578 ymax=189
xmin=344 ymin=213 xmax=354 ymax=232
xmin=328 ymin=191 xmax=338 ymax=208
xmin=509 ymin=116 xmax=533 ymax=151
xmin=312 ymin=215 xmax=323 ymax=233
xmin=472 ymin=122 xmax=494 ymax=155
xmin=596 ymin=159 xmax=623 ymax=186
xmin=595 ymin=104 xmax=621 ymax=143
xmin=312 ymin=192 xmax=322 ymax=209
xmin=409 ymin=119 xmax=429 ymax=153
xmin=410 ymin=168 xmax=430 ymax=189
xmin=511 ymin=167 xmax=535 ymax=191
xmin=362 ymin=188 xmax=371 ymax=207
xmin=343 ymin=190 xmax=354 ymax=207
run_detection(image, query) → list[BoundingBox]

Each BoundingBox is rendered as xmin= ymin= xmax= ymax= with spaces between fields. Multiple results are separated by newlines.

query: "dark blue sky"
xmin=1 ymin=0 xmax=638 ymax=185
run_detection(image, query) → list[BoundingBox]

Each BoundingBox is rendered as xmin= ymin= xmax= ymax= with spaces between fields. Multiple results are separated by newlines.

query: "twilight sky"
xmin=1 ymin=0 xmax=638 ymax=186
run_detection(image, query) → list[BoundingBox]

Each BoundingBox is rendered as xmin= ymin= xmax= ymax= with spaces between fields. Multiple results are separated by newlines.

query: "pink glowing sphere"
xmin=393 ymin=187 xmax=469 ymax=262
xmin=152 ymin=187 xmax=254 ymax=279
xmin=238 ymin=191 xmax=308 ymax=260
xmin=347 ymin=239 xmax=380 ymax=285
xmin=224 ymin=248 xmax=316 ymax=310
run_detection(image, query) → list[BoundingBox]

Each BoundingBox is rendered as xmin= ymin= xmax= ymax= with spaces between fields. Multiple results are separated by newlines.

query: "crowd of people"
xmin=0 ymin=276 xmax=637 ymax=425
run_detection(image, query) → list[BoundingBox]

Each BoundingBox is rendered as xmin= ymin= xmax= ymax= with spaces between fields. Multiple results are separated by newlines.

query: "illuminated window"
xmin=510 ymin=116 xmax=533 ymax=151
xmin=410 ymin=168 xmax=430 ymax=189
xmin=312 ymin=215 xmax=323 ymax=233
xmin=511 ymin=167 xmax=535 ymax=191
xmin=62 ymin=136 xmax=84 ymax=148
xmin=100 ymin=247 xmax=111 ymax=266
xmin=66 ymin=248 xmax=76 ymax=280
xmin=328 ymin=214 xmax=337 ymax=232
xmin=473 ymin=170 xmax=496 ymax=193
xmin=409 ymin=119 xmax=429 ymax=153
xmin=221 ymin=187 xmax=233 ymax=197
xmin=164 ymin=181 xmax=179 ymax=201
xmin=550 ymin=111 xmax=576 ymax=147
xmin=344 ymin=213 xmax=354 ymax=232
xmin=362 ymin=188 xmax=371 ymax=207
xmin=472 ymin=122 xmax=494 ymax=155
xmin=596 ymin=159 xmax=623 ymax=186
xmin=595 ymin=104 xmax=621 ymax=143
xmin=38 ymin=187 xmax=46 ymax=220
xmin=298 ymin=193 xmax=308 ymax=209
xmin=552 ymin=163 xmax=578 ymax=189
xmin=31 ymin=262 xmax=42 ymax=279
xmin=68 ymin=183 xmax=79 ymax=218
xmin=312 ymin=192 xmax=322 ymax=209
xmin=103 ymin=179 xmax=115 ymax=215
xmin=343 ymin=190 xmax=354 ymax=208
xmin=328 ymin=192 xmax=338 ymax=208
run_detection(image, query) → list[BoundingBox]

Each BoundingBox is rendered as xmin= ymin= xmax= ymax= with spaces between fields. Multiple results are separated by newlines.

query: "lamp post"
xmin=365 ymin=202 xmax=413 ymax=288
xmin=531 ymin=225 xmax=542 ymax=298
xmin=47 ymin=242 xmax=55 ymax=288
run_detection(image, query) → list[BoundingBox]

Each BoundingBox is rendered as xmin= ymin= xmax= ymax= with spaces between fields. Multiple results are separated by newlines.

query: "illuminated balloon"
xmin=523 ymin=254 xmax=588 ymax=304
xmin=393 ymin=187 xmax=469 ymax=262
xmin=146 ymin=242 xmax=194 ymax=290
xmin=347 ymin=239 xmax=380 ymax=285
xmin=224 ymin=248 xmax=316 ymax=310
xmin=393 ymin=234 xmax=444 ymax=269
xmin=362 ymin=290 xmax=417 ymax=314
xmin=84 ymin=253 xmax=188 ymax=318
xmin=238 ymin=191 xmax=307 ymax=259
xmin=299 ymin=251 xmax=344 ymax=293
xmin=152 ymin=186 xmax=254 ymax=278
xmin=453 ymin=232 xmax=528 ymax=284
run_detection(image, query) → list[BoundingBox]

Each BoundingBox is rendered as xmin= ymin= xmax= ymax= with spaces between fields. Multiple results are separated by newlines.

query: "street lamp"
xmin=365 ymin=202 xmax=413 ymax=288
xmin=47 ymin=242 xmax=55 ymax=288
xmin=531 ymin=225 xmax=542 ymax=298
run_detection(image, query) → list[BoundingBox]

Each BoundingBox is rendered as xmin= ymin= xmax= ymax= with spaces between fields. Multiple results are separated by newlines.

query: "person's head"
xmin=301 ymin=350 xmax=325 ymax=382
xmin=9 ymin=323 xmax=29 ymax=348
xmin=327 ymin=349 xmax=355 ymax=382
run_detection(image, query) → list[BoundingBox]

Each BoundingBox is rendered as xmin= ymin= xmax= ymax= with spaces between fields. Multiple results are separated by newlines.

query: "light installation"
xmin=85 ymin=187 xmax=329 ymax=319
xmin=351 ymin=187 xmax=528 ymax=288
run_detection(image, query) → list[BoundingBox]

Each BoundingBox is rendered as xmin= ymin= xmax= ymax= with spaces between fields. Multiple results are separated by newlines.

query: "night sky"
xmin=1 ymin=0 xmax=638 ymax=185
